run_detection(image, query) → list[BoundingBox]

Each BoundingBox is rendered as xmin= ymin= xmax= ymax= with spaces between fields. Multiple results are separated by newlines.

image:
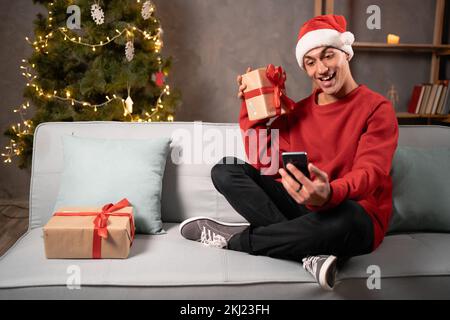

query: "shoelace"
xmin=200 ymin=226 xmax=227 ymax=248
xmin=302 ymin=256 xmax=321 ymax=278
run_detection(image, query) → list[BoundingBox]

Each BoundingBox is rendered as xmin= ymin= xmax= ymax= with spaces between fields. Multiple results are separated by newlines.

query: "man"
xmin=179 ymin=14 xmax=399 ymax=291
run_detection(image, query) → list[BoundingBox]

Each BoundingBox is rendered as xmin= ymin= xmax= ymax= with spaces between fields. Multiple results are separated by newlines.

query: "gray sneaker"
xmin=179 ymin=217 xmax=250 ymax=249
xmin=302 ymin=255 xmax=338 ymax=291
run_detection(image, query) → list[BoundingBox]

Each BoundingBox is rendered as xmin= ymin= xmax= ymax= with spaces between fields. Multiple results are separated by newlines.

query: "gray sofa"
xmin=0 ymin=122 xmax=449 ymax=299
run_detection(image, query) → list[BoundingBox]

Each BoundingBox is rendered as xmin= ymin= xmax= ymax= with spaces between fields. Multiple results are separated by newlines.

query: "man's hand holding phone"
xmin=278 ymin=159 xmax=332 ymax=207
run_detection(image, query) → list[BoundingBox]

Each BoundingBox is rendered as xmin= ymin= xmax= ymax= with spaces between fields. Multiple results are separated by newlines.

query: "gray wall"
xmin=0 ymin=0 xmax=448 ymax=199
xmin=0 ymin=1 xmax=43 ymax=199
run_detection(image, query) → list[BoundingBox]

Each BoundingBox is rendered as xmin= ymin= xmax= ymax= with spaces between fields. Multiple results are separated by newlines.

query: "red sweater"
xmin=239 ymin=84 xmax=399 ymax=250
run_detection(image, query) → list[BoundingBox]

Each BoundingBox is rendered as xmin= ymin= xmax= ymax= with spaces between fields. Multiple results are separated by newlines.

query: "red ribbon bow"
xmin=266 ymin=64 xmax=286 ymax=111
xmin=244 ymin=64 xmax=296 ymax=116
xmin=93 ymin=199 xmax=132 ymax=240
xmin=54 ymin=198 xmax=135 ymax=259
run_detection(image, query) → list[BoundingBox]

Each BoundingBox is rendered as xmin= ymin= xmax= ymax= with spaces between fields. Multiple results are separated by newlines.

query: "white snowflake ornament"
xmin=141 ymin=1 xmax=155 ymax=20
xmin=125 ymin=40 xmax=135 ymax=61
xmin=91 ymin=4 xmax=105 ymax=25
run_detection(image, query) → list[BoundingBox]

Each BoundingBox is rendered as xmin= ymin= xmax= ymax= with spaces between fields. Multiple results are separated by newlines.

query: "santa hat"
xmin=295 ymin=15 xmax=355 ymax=70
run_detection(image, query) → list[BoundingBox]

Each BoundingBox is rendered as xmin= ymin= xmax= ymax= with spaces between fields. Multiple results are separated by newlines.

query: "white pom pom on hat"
xmin=295 ymin=15 xmax=355 ymax=70
xmin=340 ymin=31 xmax=355 ymax=46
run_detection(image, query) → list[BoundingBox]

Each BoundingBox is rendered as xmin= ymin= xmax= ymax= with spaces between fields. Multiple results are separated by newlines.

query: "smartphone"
xmin=282 ymin=152 xmax=310 ymax=182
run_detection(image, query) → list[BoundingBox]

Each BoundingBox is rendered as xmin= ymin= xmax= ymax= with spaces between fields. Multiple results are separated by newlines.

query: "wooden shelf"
xmin=396 ymin=112 xmax=449 ymax=119
xmin=396 ymin=112 xmax=450 ymax=126
xmin=353 ymin=42 xmax=450 ymax=55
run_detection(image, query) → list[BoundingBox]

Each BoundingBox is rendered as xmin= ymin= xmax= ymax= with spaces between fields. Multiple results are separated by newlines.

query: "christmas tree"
xmin=3 ymin=0 xmax=181 ymax=169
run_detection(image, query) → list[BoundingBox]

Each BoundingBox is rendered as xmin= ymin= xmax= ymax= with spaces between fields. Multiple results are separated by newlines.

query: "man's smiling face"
xmin=303 ymin=46 xmax=351 ymax=96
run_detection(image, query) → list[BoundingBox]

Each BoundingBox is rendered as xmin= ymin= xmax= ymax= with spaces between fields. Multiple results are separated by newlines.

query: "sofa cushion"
xmin=388 ymin=146 xmax=450 ymax=234
xmin=0 ymin=224 xmax=311 ymax=289
xmin=53 ymin=135 xmax=171 ymax=234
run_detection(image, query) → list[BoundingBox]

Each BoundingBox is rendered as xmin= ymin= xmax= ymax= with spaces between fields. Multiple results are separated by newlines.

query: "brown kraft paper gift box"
xmin=241 ymin=64 xmax=295 ymax=121
xmin=43 ymin=199 xmax=135 ymax=259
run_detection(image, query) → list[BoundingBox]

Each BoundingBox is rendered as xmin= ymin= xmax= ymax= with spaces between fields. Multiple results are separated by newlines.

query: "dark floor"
xmin=0 ymin=199 xmax=28 ymax=256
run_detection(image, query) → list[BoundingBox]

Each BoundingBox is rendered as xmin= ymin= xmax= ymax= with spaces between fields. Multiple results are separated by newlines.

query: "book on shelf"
xmin=440 ymin=84 xmax=450 ymax=115
xmin=415 ymin=85 xmax=425 ymax=114
xmin=416 ymin=84 xmax=430 ymax=114
xmin=431 ymin=84 xmax=443 ymax=114
xmin=425 ymin=84 xmax=438 ymax=114
xmin=407 ymin=80 xmax=449 ymax=115
xmin=436 ymin=84 xmax=449 ymax=114
xmin=407 ymin=85 xmax=422 ymax=114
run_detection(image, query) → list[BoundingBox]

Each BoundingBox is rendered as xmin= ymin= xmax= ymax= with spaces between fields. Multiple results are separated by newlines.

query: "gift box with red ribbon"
xmin=43 ymin=198 xmax=135 ymax=259
xmin=242 ymin=64 xmax=296 ymax=121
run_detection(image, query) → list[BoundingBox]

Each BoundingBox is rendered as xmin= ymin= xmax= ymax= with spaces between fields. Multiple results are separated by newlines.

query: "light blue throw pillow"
xmin=53 ymin=135 xmax=171 ymax=234
xmin=388 ymin=146 xmax=450 ymax=234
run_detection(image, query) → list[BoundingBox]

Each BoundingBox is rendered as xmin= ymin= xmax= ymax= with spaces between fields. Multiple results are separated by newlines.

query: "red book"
xmin=407 ymin=85 xmax=422 ymax=114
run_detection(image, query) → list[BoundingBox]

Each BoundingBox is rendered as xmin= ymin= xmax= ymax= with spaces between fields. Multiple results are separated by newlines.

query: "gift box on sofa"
xmin=43 ymin=198 xmax=135 ymax=259
xmin=241 ymin=64 xmax=296 ymax=121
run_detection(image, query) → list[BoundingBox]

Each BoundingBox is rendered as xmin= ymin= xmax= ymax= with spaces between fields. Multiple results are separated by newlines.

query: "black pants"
xmin=211 ymin=156 xmax=374 ymax=262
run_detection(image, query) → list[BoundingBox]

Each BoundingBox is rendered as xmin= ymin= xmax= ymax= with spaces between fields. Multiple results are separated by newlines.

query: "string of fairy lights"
xmin=23 ymin=25 xmax=170 ymax=114
xmin=2 ymin=0 xmax=175 ymax=164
